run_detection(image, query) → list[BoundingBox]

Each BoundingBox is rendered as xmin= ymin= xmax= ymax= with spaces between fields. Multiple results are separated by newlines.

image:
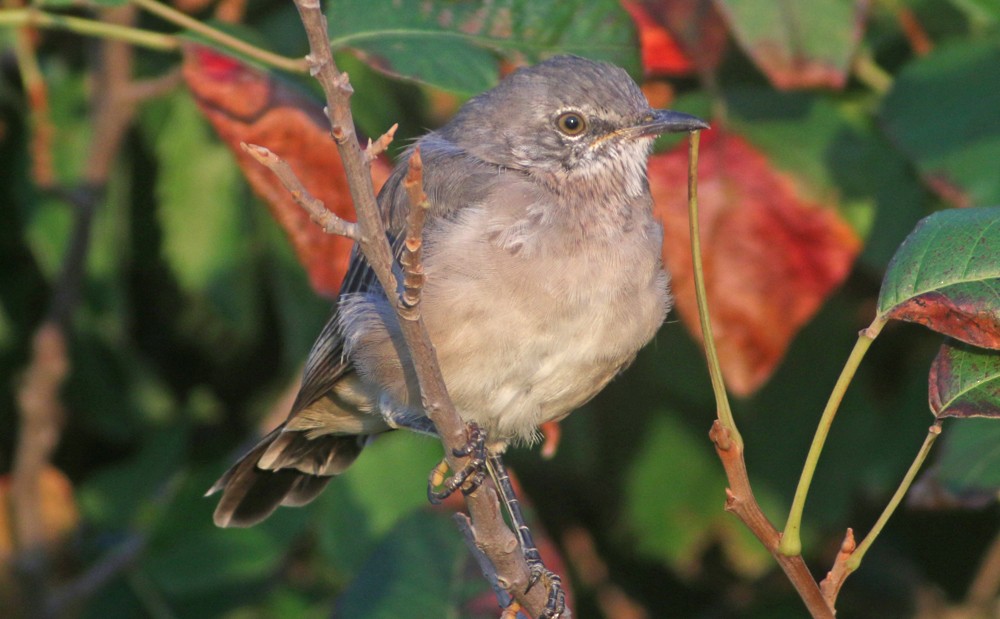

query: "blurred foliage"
xmin=1 ymin=0 xmax=999 ymax=618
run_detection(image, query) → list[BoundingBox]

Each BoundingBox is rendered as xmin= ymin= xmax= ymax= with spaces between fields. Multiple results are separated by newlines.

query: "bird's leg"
xmin=487 ymin=452 xmax=566 ymax=619
xmin=427 ymin=422 xmax=488 ymax=503
xmin=379 ymin=396 xmax=440 ymax=436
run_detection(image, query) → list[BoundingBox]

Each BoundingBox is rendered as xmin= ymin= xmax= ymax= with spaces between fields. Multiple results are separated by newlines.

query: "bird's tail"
xmin=207 ymin=426 xmax=369 ymax=528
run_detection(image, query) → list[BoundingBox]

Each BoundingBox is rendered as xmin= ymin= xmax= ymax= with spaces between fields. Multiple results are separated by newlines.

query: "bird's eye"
xmin=556 ymin=112 xmax=587 ymax=136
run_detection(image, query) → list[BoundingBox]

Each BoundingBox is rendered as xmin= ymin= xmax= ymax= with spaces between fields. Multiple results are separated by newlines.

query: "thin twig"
xmin=781 ymin=326 xmax=880 ymax=556
xmin=365 ymin=123 xmax=398 ymax=163
xmin=819 ymin=528 xmax=856 ymax=607
xmin=689 ymin=134 xmax=833 ymax=618
xmin=686 ymin=132 xmax=739 ymax=446
xmin=847 ymin=422 xmax=943 ymax=571
xmin=709 ymin=423 xmax=835 ymax=619
xmin=129 ymin=0 xmax=307 ymax=73
xmin=240 ymin=143 xmax=360 ymax=240
xmin=10 ymin=10 xmax=151 ymax=616
xmin=5 ymin=0 xmax=56 ymax=187
xmin=0 ymin=8 xmax=179 ymax=51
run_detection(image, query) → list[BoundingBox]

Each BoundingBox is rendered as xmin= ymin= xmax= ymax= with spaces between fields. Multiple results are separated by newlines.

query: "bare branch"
xmin=241 ymin=142 xmax=360 ymax=240
xmin=819 ymin=528 xmax=856 ymax=607
xmin=12 ymin=323 xmax=68 ymax=555
xmin=365 ymin=123 xmax=398 ymax=163
xmin=288 ymin=0 xmax=564 ymax=615
xmin=709 ymin=422 xmax=835 ymax=619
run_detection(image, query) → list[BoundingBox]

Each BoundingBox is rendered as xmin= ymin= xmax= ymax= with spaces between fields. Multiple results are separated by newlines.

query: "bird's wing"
xmin=289 ymin=137 xmax=494 ymax=416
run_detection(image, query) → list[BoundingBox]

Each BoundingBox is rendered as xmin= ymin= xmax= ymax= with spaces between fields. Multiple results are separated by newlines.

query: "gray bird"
xmin=209 ymin=55 xmax=707 ymax=528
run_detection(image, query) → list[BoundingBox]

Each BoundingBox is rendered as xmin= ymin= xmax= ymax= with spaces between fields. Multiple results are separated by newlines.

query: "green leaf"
xmin=948 ymin=0 xmax=1000 ymax=30
xmin=316 ymin=432 xmax=441 ymax=573
xmin=724 ymin=88 xmax=927 ymax=257
xmin=929 ymin=339 xmax=1000 ymax=419
xmin=935 ymin=418 xmax=1000 ymax=496
xmin=142 ymin=91 xmax=260 ymax=340
xmin=623 ymin=414 xmax=772 ymax=578
xmin=333 ymin=510 xmax=483 ymax=618
xmin=325 ymin=0 xmax=639 ymax=93
xmin=142 ymin=527 xmax=284 ymax=596
xmin=78 ymin=425 xmax=188 ymax=528
xmin=876 ymin=206 xmax=1000 ymax=348
xmin=882 ymin=39 xmax=1000 ymax=207
xmin=714 ymin=0 xmax=865 ymax=89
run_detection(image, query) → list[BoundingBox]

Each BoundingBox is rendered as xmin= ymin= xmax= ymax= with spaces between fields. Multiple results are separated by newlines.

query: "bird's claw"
xmin=427 ymin=422 xmax=487 ymax=503
xmin=524 ymin=549 xmax=565 ymax=619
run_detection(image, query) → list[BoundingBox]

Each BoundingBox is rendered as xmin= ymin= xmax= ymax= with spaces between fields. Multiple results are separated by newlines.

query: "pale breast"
xmin=418 ymin=199 xmax=671 ymax=443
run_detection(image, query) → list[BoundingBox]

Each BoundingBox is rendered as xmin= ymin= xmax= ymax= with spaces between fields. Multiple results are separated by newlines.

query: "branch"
xmin=819 ymin=528 xmax=855 ymax=607
xmin=688 ymin=135 xmax=833 ymax=618
xmin=266 ymin=1 xmax=567 ymax=615
xmin=129 ymin=0 xmax=306 ymax=73
xmin=709 ymin=423 xmax=835 ymax=618
xmin=10 ymin=9 xmax=151 ymax=615
xmin=241 ymin=143 xmax=359 ymax=240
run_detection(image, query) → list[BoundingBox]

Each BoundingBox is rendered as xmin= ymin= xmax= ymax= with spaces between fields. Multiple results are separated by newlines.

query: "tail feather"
xmin=208 ymin=426 xmax=367 ymax=528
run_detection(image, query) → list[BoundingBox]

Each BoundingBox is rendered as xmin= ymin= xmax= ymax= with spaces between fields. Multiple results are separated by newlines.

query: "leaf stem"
xmin=779 ymin=318 xmax=886 ymax=556
xmin=0 ymin=7 xmax=178 ymax=51
xmin=128 ymin=0 xmax=307 ymax=73
xmin=687 ymin=131 xmax=741 ymax=447
xmin=847 ymin=421 xmax=943 ymax=570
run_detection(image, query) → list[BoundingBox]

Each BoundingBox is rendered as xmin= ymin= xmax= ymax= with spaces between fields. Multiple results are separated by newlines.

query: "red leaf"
xmin=621 ymin=0 xmax=728 ymax=76
xmin=181 ymin=46 xmax=392 ymax=298
xmin=651 ymin=129 xmax=861 ymax=395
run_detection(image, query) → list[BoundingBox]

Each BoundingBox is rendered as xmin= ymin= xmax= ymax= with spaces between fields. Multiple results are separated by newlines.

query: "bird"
xmin=208 ymin=54 xmax=707 ymax=529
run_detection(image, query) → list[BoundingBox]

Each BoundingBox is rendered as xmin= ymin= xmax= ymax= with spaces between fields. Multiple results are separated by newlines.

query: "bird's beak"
xmin=631 ymin=109 xmax=709 ymax=138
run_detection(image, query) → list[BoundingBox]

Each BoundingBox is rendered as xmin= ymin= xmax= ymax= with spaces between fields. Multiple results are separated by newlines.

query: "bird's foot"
xmin=525 ymin=548 xmax=565 ymax=619
xmin=427 ymin=422 xmax=487 ymax=503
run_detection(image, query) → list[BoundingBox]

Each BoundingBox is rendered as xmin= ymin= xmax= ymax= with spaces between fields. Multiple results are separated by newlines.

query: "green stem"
xmin=129 ymin=0 xmax=307 ymax=73
xmin=847 ymin=421 xmax=943 ymax=571
xmin=687 ymin=132 xmax=741 ymax=447
xmin=779 ymin=318 xmax=887 ymax=556
xmin=0 ymin=8 xmax=178 ymax=51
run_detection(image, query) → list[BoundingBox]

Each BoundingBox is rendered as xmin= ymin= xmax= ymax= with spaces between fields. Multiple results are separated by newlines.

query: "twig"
xmin=686 ymin=132 xmax=739 ymax=446
xmin=241 ymin=143 xmax=360 ymax=240
xmin=10 ymin=9 xmax=151 ymax=616
xmin=0 ymin=8 xmax=178 ymax=51
xmin=817 ymin=422 xmax=943 ymax=607
xmin=780 ymin=325 xmax=880 ymax=556
xmin=689 ymin=134 xmax=833 ymax=618
xmin=819 ymin=528 xmax=856 ymax=607
xmin=128 ymin=0 xmax=307 ymax=73
xmin=280 ymin=1 xmax=565 ymax=614
xmin=365 ymin=123 xmax=398 ymax=163
xmin=5 ymin=0 xmax=56 ymax=188
xmin=709 ymin=423 xmax=835 ymax=618
xmin=847 ymin=422 xmax=942 ymax=571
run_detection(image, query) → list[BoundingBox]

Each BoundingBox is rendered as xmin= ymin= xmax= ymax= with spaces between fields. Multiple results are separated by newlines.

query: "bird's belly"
xmin=422 ymin=244 xmax=670 ymax=443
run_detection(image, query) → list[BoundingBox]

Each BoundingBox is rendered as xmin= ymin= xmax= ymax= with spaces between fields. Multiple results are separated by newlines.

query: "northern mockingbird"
xmin=209 ymin=52 xmax=705 ymax=534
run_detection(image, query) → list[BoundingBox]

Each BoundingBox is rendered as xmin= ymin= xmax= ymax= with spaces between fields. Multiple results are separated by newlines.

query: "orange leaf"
xmin=621 ymin=0 xmax=728 ymax=77
xmin=181 ymin=46 xmax=392 ymax=298
xmin=651 ymin=130 xmax=861 ymax=395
